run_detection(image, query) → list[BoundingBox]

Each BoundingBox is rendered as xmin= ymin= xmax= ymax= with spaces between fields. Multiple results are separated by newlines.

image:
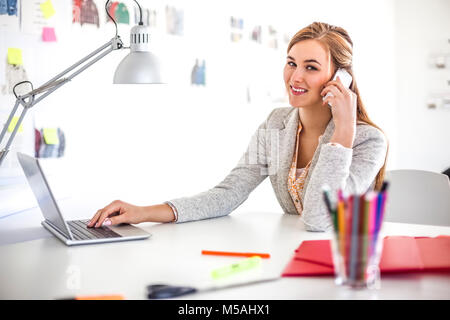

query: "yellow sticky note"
xmin=7 ymin=117 xmax=24 ymax=133
xmin=40 ymin=0 xmax=56 ymax=19
xmin=43 ymin=128 xmax=59 ymax=145
xmin=7 ymin=48 xmax=23 ymax=66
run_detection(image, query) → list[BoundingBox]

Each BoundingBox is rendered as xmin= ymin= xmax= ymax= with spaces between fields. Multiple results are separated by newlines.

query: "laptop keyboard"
xmin=68 ymin=220 xmax=121 ymax=241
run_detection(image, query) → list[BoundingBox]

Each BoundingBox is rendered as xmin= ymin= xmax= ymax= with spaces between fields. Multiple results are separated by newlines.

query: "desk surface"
xmin=1 ymin=198 xmax=449 ymax=300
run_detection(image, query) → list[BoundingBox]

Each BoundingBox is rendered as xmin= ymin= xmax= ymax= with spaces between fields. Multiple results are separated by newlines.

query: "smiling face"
xmin=283 ymin=39 xmax=335 ymax=109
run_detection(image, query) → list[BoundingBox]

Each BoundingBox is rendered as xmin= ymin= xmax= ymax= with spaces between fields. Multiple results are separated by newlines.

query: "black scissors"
xmin=146 ymin=277 xmax=280 ymax=299
xmin=146 ymin=284 xmax=198 ymax=299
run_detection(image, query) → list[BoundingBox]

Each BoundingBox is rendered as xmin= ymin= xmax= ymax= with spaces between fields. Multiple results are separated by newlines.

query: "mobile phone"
xmin=323 ymin=68 xmax=353 ymax=108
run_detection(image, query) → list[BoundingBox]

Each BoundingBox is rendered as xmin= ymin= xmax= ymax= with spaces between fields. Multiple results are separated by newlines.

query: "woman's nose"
xmin=290 ymin=68 xmax=305 ymax=83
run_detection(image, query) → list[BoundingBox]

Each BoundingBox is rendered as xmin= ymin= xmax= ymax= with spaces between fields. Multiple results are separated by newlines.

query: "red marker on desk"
xmin=201 ymin=250 xmax=271 ymax=259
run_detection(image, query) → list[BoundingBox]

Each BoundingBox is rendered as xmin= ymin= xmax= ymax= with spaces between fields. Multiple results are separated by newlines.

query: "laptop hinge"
xmin=44 ymin=219 xmax=74 ymax=240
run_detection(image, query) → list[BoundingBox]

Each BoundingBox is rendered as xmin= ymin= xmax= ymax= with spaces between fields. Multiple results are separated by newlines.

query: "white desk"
xmin=0 ymin=197 xmax=449 ymax=300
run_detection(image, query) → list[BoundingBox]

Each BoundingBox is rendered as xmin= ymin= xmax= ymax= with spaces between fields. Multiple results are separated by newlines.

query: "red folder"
xmin=282 ymin=236 xmax=450 ymax=277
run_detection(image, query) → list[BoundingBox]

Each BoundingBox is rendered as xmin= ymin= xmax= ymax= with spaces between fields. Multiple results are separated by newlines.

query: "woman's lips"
xmin=290 ymin=85 xmax=308 ymax=96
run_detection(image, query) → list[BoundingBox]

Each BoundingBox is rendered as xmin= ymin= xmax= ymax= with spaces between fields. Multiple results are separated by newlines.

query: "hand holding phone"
xmin=323 ymin=69 xmax=353 ymax=108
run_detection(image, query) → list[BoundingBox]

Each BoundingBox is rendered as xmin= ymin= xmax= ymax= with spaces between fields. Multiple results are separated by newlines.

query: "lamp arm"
xmin=0 ymin=36 xmax=124 ymax=166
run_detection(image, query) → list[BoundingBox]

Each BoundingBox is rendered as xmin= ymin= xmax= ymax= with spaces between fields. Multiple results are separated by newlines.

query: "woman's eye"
xmin=306 ymin=65 xmax=318 ymax=71
xmin=287 ymin=61 xmax=296 ymax=67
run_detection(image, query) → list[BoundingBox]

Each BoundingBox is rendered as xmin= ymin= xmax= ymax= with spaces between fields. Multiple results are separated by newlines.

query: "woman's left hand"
xmin=321 ymin=76 xmax=357 ymax=147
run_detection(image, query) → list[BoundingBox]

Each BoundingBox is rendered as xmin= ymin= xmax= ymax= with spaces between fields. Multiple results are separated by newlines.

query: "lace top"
xmin=287 ymin=123 xmax=312 ymax=215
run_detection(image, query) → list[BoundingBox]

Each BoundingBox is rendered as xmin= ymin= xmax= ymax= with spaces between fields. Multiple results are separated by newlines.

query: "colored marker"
xmin=378 ymin=188 xmax=389 ymax=229
xmin=322 ymin=186 xmax=334 ymax=215
xmin=337 ymin=198 xmax=346 ymax=256
xmin=202 ymin=250 xmax=270 ymax=259
xmin=322 ymin=186 xmax=337 ymax=231
xmin=360 ymin=192 xmax=373 ymax=280
xmin=367 ymin=191 xmax=378 ymax=259
xmin=345 ymin=194 xmax=354 ymax=278
xmin=374 ymin=182 xmax=390 ymax=236
xmin=349 ymin=193 xmax=361 ymax=282
xmin=60 ymin=294 xmax=125 ymax=300
xmin=211 ymin=256 xmax=261 ymax=279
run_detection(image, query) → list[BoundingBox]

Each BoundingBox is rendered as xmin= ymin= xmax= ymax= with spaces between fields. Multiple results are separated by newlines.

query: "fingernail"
xmin=102 ymin=219 xmax=112 ymax=226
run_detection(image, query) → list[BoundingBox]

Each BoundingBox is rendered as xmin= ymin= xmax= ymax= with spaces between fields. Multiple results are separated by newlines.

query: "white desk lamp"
xmin=0 ymin=0 xmax=162 ymax=166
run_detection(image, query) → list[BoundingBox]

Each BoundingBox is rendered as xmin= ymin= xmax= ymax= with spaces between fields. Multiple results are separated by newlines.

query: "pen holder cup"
xmin=330 ymin=230 xmax=384 ymax=289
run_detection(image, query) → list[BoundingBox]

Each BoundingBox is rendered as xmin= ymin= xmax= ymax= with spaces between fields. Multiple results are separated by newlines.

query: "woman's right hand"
xmin=87 ymin=201 xmax=177 ymax=228
xmin=87 ymin=200 xmax=147 ymax=228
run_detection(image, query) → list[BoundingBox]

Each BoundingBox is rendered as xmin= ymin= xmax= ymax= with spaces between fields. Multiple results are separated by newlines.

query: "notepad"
xmin=281 ymin=236 xmax=450 ymax=277
xmin=380 ymin=236 xmax=450 ymax=272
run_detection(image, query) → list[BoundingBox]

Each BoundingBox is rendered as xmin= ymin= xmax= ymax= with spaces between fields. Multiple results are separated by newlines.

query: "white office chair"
xmin=384 ymin=169 xmax=450 ymax=226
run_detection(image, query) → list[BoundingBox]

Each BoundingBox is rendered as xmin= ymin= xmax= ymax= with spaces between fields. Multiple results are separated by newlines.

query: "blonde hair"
xmin=288 ymin=22 xmax=388 ymax=191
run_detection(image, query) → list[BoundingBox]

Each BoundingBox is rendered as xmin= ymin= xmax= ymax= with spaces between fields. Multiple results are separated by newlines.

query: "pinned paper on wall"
xmin=40 ymin=0 xmax=56 ymax=19
xmin=74 ymin=0 xmax=99 ymax=27
xmin=0 ymin=0 xmax=20 ymax=30
xmin=166 ymin=5 xmax=184 ymax=35
xmin=7 ymin=117 xmax=24 ymax=133
xmin=7 ymin=48 xmax=23 ymax=65
xmin=21 ymin=1 xmax=49 ymax=35
xmin=43 ymin=128 xmax=59 ymax=145
xmin=106 ymin=2 xmax=129 ymax=25
xmin=0 ymin=0 xmax=18 ymax=16
xmin=42 ymin=27 xmax=57 ymax=42
xmin=115 ymin=3 xmax=129 ymax=24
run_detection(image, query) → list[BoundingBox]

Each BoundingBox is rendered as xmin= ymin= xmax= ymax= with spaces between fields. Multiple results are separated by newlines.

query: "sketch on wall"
xmin=250 ymin=25 xmax=261 ymax=44
xmin=191 ymin=59 xmax=206 ymax=86
xmin=165 ymin=5 xmax=183 ymax=36
xmin=73 ymin=0 xmax=99 ymax=27
xmin=106 ymin=1 xmax=129 ymax=25
xmin=133 ymin=6 xmax=157 ymax=27
xmin=267 ymin=25 xmax=278 ymax=49
xmin=230 ymin=16 xmax=244 ymax=43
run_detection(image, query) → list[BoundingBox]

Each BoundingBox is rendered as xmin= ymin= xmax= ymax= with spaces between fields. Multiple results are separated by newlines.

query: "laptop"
xmin=17 ymin=152 xmax=151 ymax=246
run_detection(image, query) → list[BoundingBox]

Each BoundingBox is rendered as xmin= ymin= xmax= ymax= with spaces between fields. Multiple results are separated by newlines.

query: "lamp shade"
xmin=113 ymin=51 xmax=162 ymax=84
xmin=113 ymin=24 xmax=163 ymax=84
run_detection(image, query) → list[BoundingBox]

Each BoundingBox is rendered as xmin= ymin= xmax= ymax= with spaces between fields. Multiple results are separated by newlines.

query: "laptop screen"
xmin=17 ymin=152 xmax=71 ymax=238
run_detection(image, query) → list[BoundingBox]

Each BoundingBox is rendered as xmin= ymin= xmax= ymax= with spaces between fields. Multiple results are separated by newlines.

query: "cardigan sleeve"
xmin=301 ymin=125 xmax=388 ymax=232
xmin=166 ymin=109 xmax=279 ymax=223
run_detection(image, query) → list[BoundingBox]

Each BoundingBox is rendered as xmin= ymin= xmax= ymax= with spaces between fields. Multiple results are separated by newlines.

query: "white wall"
xmin=393 ymin=0 xmax=450 ymax=173
xmin=1 ymin=0 xmax=446 ymax=216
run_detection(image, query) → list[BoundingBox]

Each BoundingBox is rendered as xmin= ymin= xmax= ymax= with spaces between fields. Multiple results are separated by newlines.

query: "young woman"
xmin=88 ymin=22 xmax=388 ymax=232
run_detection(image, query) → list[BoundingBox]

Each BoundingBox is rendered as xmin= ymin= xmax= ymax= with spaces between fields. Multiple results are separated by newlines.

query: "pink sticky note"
xmin=42 ymin=27 xmax=57 ymax=42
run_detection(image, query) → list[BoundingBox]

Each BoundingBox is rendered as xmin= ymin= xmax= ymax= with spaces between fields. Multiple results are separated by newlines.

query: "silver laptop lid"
xmin=17 ymin=152 xmax=73 ymax=240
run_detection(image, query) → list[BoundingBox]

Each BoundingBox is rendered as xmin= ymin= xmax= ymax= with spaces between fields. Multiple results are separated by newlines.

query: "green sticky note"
xmin=211 ymin=256 xmax=261 ymax=279
xmin=40 ymin=0 xmax=56 ymax=19
xmin=7 ymin=48 xmax=23 ymax=66
xmin=7 ymin=117 xmax=24 ymax=133
xmin=43 ymin=128 xmax=59 ymax=145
